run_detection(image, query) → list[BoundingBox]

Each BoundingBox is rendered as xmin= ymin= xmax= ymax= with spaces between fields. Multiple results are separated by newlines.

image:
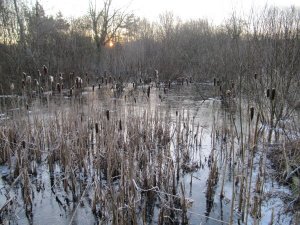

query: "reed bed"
xmin=0 ymin=79 xmax=298 ymax=224
xmin=0 ymin=83 xmax=204 ymax=224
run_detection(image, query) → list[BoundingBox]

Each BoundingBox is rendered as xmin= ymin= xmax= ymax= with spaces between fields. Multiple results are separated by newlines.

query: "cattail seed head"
xmin=22 ymin=140 xmax=26 ymax=149
xmin=106 ymin=110 xmax=110 ymax=121
xmin=43 ymin=65 xmax=48 ymax=75
xmin=271 ymin=88 xmax=276 ymax=100
xmin=56 ymin=83 xmax=61 ymax=93
xmin=26 ymin=75 xmax=31 ymax=83
xmin=10 ymin=83 xmax=15 ymax=91
xmin=119 ymin=120 xmax=122 ymax=131
xmin=34 ymin=79 xmax=39 ymax=86
xmin=95 ymin=123 xmax=99 ymax=133
xmin=147 ymin=86 xmax=150 ymax=98
xmin=266 ymin=89 xmax=270 ymax=98
xmin=250 ymin=107 xmax=255 ymax=121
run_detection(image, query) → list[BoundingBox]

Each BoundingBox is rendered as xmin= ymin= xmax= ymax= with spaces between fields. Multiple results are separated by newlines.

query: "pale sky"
xmin=37 ymin=0 xmax=300 ymax=24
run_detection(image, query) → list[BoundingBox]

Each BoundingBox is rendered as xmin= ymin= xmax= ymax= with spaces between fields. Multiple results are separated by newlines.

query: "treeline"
xmin=0 ymin=0 xmax=300 ymax=94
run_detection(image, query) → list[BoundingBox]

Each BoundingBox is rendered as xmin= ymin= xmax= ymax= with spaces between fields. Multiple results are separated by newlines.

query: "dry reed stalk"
xmin=229 ymin=118 xmax=236 ymax=225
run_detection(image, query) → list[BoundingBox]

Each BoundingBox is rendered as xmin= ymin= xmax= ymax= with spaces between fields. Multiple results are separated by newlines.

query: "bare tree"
xmin=89 ymin=0 xmax=133 ymax=56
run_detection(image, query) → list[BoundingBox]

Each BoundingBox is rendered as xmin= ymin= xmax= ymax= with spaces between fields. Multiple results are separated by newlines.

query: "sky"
xmin=37 ymin=0 xmax=300 ymax=24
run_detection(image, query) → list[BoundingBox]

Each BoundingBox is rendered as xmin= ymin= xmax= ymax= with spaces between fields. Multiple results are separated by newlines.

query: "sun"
xmin=109 ymin=41 xmax=114 ymax=47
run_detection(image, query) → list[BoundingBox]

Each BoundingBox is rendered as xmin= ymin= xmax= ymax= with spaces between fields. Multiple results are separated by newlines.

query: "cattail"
xmin=79 ymin=78 xmax=82 ymax=88
xmin=98 ymin=83 xmax=101 ymax=89
xmin=75 ymin=77 xmax=79 ymax=88
xmin=75 ymin=77 xmax=82 ymax=88
xmin=43 ymin=65 xmax=48 ymax=75
xmin=92 ymin=85 xmax=95 ymax=92
xmin=95 ymin=123 xmax=99 ymax=133
xmin=105 ymin=78 xmax=107 ymax=85
xmin=147 ymin=86 xmax=150 ymax=98
xmin=22 ymin=79 xmax=25 ymax=89
xmin=49 ymin=76 xmax=54 ymax=83
xmin=213 ymin=78 xmax=216 ymax=86
xmin=133 ymin=82 xmax=135 ymax=88
xmin=119 ymin=120 xmax=122 ymax=131
xmin=26 ymin=75 xmax=32 ymax=83
xmin=70 ymin=88 xmax=73 ymax=96
xmin=22 ymin=140 xmax=26 ymax=148
xmin=271 ymin=88 xmax=276 ymax=100
xmin=254 ymin=73 xmax=258 ymax=79
xmin=168 ymin=80 xmax=171 ymax=88
xmin=267 ymin=89 xmax=270 ymax=98
xmin=56 ymin=83 xmax=61 ymax=93
xmin=106 ymin=110 xmax=110 ymax=121
xmin=186 ymin=78 xmax=188 ymax=85
xmin=250 ymin=107 xmax=255 ymax=121
xmin=164 ymin=87 xmax=166 ymax=94
xmin=101 ymin=77 xmax=104 ymax=83
xmin=10 ymin=83 xmax=15 ymax=91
